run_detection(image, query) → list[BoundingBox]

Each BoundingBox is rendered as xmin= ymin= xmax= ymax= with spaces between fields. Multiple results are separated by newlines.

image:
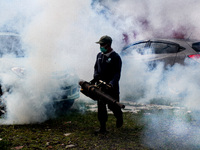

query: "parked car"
xmin=120 ymin=38 xmax=200 ymax=97
xmin=0 ymin=32 xmax=80 ymax=115
xmin=121 ymin=38 xmax=200 ymax=69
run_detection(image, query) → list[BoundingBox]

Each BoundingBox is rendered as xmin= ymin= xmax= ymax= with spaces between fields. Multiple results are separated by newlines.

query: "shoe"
xmin=116 ymin=116 xmax=123 ymax=128
xmin=94 ymin=129 xmax=109 ymax=135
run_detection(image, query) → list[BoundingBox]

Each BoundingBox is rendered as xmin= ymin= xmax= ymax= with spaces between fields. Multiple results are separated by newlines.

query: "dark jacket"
xmin=94 ymin=51 xmax=122 ymax=94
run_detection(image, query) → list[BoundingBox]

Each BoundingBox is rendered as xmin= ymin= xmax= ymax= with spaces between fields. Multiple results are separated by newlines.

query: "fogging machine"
xmin=79 ymin=80 xmax=125 ymax=109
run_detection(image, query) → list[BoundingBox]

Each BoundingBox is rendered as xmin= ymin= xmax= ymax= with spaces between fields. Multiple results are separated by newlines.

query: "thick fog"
xmin=0 ymin=0 xmax=200 ymax=148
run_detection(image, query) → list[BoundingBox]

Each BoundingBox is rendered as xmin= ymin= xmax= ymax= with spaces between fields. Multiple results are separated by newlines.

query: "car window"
xmin=122 ymin=42 xmax=147 ymax=55
xmin=0 ymin=35 xmax=24 ymax=57
xmin=192 ymin=42 xmax=200 ymax=52
xmin=150 ymin=42 xmax=178 ymax=54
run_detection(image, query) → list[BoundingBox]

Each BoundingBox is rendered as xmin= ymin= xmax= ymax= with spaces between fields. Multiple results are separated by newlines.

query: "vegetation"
xmin=0 ymin=105 xmax=199 ymax=150
xmin=0 ymin=109 xmax=149 ymax=150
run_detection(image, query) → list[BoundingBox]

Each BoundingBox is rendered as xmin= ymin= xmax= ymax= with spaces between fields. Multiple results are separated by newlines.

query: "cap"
xmin=96 ymin=35 xmax=112 ymax=45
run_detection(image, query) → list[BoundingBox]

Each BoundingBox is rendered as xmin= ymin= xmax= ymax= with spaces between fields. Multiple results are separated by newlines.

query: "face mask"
xmin=100 ymin=47 xmax=107 ymax=53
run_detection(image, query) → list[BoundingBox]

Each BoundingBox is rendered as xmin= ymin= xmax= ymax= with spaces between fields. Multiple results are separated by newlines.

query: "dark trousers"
xmin=97 ymin=92 xmax=123 ymax=127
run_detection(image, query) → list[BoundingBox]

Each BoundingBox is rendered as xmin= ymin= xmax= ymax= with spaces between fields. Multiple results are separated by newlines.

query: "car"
xmin=120 ymin=38 xmax=200 ymax=99
xmin=121 ymin=38 xmax=200 ymax=69
xmin=0 ymin=32 xmax=80 ymax=116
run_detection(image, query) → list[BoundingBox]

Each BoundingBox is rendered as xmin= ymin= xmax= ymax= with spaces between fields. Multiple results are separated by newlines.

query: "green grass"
xmin=1 ymin=107 xmax=198 ymax=150
xmin=0 ymin=110 xmax=148 ymax=150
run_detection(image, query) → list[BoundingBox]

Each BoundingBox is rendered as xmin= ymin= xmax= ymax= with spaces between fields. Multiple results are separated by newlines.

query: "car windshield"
xmin=0 ymin=34 xmax=24 ymax=57
xmin=192 ymin=42 xmax=200 ymax=52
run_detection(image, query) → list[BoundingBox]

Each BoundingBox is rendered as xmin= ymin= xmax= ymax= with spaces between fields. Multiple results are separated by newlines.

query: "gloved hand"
xmin=106 ymin=83 xmax=113 ymax=90
xmin=90 ymin=76 xmax=100 ymax=85
xmin=101 ymin=83 xmax=113 ymax=92
xmin=89 ymin=78 xmax=96 ymax=85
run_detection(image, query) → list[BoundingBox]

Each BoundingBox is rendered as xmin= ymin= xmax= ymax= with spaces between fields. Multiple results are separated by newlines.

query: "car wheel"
xmin=54 ymin=99 xmax=75 ymax=115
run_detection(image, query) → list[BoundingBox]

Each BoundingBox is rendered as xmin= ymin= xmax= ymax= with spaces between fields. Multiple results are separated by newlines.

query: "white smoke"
xmin=90 ymin=0 xmax=200 ymax=105
xmin=92 ymin=0 xmax=200 ymax=148
xmin=0 ymin=0 xmax=200 ymax=147
xmin=143 ymin=111 xmax=200 ymax=149
xmin=0 ymin=0 xmax=123 ymax=124
xmin=93 ymin=0 xmax=200 ymax=42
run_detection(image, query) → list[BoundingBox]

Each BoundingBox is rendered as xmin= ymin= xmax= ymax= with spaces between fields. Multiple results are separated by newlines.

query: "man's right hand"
xmin=89 ymin=79 xmax=96 ymax=85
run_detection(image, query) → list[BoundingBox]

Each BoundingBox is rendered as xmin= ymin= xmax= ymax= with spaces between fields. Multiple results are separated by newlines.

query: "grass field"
xmin=0 ymin=108 xmax=149 ymax=150
xmin=0 ymin=105 xmax=200 ymax=150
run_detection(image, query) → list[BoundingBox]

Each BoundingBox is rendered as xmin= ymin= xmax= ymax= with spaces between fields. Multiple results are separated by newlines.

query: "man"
xmin=91 ymin=35 xmax=123 ymax=134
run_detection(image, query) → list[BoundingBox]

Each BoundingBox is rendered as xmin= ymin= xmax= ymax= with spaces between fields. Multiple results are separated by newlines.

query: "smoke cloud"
xmin=0 ymin=0 xmax=123 ymax=124
xmin=0 ymin=0 xmax=200 ymax=148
